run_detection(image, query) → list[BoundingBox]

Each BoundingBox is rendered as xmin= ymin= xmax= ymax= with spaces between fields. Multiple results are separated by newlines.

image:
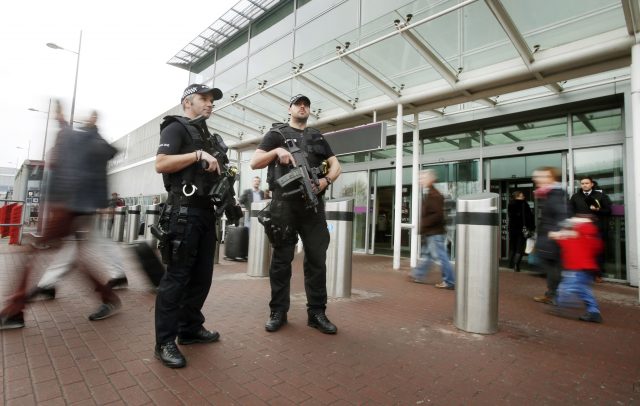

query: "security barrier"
xmin=325 ymin=198 xmax=354 ymax=298
xmin=247 ymin=200 xmax=271 ymax=277
xmin=144 ymin=204 xmax=161 ymax=244
xmin=101 ymin=211 xmax=112 ymax=238
xmin=453 ymin=193 xmax=500 ymax=334
xmin=126 ymin=205 xmax=141 ymax=244
xmin=112 ymin=207 xmax=126 ymax=242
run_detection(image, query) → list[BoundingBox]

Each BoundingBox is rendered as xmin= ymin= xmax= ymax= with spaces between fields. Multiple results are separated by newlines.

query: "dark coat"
xmin=507 ymin=200 xmax=535 ymax=233
xmin=239 ymin=188 xmax=265 ymax=209
xmin=570 ymin=189 xmax=611 ymax=216
xmin=570 ymin=189 xmax=611 ymax=234
xmin=46 ymin=126 xmax=117 ymax=213
xmin=420 ymin=187 xmax=446 ymax=236
xmin=534 ymin=186 xmax=571 ymax=260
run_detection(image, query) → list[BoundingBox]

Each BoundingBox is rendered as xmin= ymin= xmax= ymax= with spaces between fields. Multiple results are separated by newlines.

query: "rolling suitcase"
xmin=224 ymin=226 xmax=249 ymax=261
xmin=132 ymin=242 xmax=165 ymax=287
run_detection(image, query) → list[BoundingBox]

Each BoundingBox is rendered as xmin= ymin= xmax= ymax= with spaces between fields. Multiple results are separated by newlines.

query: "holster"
xmin=152 ymin=204 xmax=189 ymax=265
xmin=151 ymin=204 xmax=174 ymax=264
xmin=258 ymin=201 xmax=298 ymax=247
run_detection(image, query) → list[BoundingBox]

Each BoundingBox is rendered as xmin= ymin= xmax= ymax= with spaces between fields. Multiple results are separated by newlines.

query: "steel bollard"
xmin=112 ymin=207 xmax=126 ymax=242
xmin=126 ymin=205 xmax=141 ymax=244
xmin=454 ymin=192 xmax=500 ymax=334
xmin=325 ymin=198 xmax=354 ymax=298
xmin=144 ymin=204 xmax=161 ymax=243
xmin=247 ymin=200 xmax=271 ymax=277
xmin=100 ymin=211 xmax=112 ymax=238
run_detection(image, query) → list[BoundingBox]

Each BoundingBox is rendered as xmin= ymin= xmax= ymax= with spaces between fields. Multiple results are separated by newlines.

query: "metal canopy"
xmin=169 ymin=0 xmax=638 ymax=147
xmin=167 ymin=0 xmax=282 ymax=69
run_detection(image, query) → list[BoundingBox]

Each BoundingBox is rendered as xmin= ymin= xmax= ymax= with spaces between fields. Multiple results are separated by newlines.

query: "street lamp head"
xmin=46 ymin=42 xmax=63 ymax=50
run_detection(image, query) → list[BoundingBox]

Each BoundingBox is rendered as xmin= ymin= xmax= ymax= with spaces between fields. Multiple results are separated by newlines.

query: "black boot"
xmin=513 ymin=253 xmax=522 ymax=272
xmin=154 ymin=342 xmax=186 ymax=368
xmin=308 ymin=312 xmax=337 ymax=334
xmin=265 ymin=311 xmax=287 ymax=332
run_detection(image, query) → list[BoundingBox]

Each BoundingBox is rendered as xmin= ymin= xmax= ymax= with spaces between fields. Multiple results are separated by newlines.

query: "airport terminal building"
xmin=106 ymin=0 xmax=640 ymax=288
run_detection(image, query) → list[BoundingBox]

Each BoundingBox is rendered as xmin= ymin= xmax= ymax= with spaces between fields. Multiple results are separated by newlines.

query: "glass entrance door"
xmin=572 ymin=145 xmax=625 ymax=280
xmin=486 ymin=153 xmax=563 ymax=268
xmin=370 ymin=168 xmax=412 ymax=256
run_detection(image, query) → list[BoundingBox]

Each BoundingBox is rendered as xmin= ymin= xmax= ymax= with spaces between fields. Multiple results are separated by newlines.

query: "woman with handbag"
xmin=507 ymin=190 xmax=535 ymax=272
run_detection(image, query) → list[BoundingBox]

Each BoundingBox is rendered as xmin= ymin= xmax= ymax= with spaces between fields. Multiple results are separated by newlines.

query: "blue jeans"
xmin=412 ymin=234 xmax=455 ymax=286
xmin=557 ymin=271 xmax=600 ymax=314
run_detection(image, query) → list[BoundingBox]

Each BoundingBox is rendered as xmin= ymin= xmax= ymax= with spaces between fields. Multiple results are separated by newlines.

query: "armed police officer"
xmin=250 ymin=94 xmax=342 ymax=334
xmin=154 ymin=84 xmax=229 ymax=368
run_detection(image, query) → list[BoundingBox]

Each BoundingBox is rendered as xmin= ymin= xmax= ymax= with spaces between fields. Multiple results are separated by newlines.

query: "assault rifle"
xmin=275 ymin=138 xmax=324 ymax=212
xmin=189 ymin=116 xmax=243 ymax=225
xmin=201 ymin=159 xmax=242 ymax=226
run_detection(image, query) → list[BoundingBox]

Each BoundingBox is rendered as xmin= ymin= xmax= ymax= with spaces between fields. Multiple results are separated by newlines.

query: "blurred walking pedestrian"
xmin=410 ymin=169 xmax=455 ymax=290
xmin=0 ymin=103 xmax=122 ymax=329
xmin=27 ymin=225 xmax=129 ymax=302
xmin=549 ymin=215 xmax=604 ymax=323
xmin=531 ymin=166 xmax=571 ymax=305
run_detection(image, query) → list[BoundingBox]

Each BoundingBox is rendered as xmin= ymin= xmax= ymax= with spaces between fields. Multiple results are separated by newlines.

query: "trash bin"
xmin=112 ymin=207 xmax=126 ymax=242
xmin=454 ymin=192 xmax=500 ymax=334
xmin=325 ymin=198 xmax=354 ymax=298
xmin=126 ymin=205 xmax=141 ymax=244
xmin=247 ymin=200 xmax=271 ymax=277
xmin=144 ymin=204 xmax=161 ymax=243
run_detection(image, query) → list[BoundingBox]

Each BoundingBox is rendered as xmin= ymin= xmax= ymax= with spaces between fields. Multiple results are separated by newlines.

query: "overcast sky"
xmin=0 ymin=0 xmax=237 ymax=168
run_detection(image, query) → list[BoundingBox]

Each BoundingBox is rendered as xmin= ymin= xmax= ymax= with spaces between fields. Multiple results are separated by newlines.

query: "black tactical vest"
xmin=160 ymin=115 xmax=229 ymax=197
xmin=266 ymin=123 xmax=328 ymax=191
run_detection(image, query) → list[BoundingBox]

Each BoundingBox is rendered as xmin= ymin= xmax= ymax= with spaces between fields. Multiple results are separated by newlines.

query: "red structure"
xmin=0 ymin=203 xmax=15 ymax=238
xmin=8 ymin=204 xmax=22 ymax=244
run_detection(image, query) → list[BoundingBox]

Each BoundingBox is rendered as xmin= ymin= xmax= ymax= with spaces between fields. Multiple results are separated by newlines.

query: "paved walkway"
xmin=1 ymin=239 xmax=639 ymax=405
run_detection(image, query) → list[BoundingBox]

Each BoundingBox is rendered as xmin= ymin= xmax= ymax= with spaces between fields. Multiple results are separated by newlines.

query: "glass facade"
xmin=331 ymin=105 xmax=627 ymax=281
xmin=111 ymin=0 xmax=638 ymax=283
xmin=484 ymin=116 xmax=567 ymax=146
xmin=572 ymin=108 xmax=622 ymax=136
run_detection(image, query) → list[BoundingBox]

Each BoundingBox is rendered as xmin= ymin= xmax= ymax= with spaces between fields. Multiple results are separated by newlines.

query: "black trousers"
xmin=538 ymin=256 xmax=561 ymax=298
xmin=268 ymin=198 xmax=330 ymax=313
xmin=155 ymin=207 xmax=216 ymax=345
xmin=508 ymin=230 xmax=526 ymax=267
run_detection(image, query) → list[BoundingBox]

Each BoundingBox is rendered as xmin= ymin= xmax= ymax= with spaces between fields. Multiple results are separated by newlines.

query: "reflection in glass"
xmin=332 ymin=171 xmax=369 ymax=251
xmin=337 ymin=152 xmax=369 ymax=164
xmin=423 ymin=132 xmax=480 ymax=153
xmin=484 ymin=116 xmax=567 ymax=146
xmin=501 ymin=0 xmax=625 ymax=52
xmin=572 ymin=108 xmax=622 ymax=136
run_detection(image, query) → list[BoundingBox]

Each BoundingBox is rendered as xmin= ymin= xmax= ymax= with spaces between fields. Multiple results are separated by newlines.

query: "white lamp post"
xmin=28 ymin=98 xmax=51 ymax=160
xmin=46 ymin=30 xmax=82 ymax=127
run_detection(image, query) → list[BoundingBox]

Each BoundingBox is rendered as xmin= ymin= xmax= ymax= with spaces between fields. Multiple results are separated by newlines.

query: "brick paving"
xmin=1 ymin=239 xmax=639 ymax=405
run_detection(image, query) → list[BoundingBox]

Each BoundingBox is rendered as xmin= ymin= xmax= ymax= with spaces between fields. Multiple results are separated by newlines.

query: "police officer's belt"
xmin=167 ymin=193 xmax=214 ymax=209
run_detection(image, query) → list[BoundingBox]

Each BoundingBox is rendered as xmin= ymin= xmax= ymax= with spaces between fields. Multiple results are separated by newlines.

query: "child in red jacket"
xmin=549 ymin=216 xmax=603 ymax=323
